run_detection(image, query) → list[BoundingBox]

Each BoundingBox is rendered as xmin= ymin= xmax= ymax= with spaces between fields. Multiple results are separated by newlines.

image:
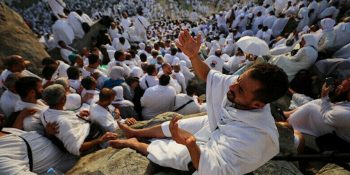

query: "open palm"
xmin=175 ymin=30 xmax=202 ymax=59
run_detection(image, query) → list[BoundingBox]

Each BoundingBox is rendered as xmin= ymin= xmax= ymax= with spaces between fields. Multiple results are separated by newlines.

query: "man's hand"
xmin=82 ymin=93 xmax=94 ymax=103
xmin=99 ymin=132 xmax=118 ymax=143
xmin=19 ymin=108 xmax=37 ymax=118
xmin=169 ymin=115 xmax=196 ymax=146
xmin=175 ymin=30 xmax=202 ymax=59
xmin=79 ymin=110 xmax=90 ymax=118
xmin=45 ymin=122 xmax=59 ymax=136
xmin=125 ymin=118 xmax=137 ymax=126
xmin=321 ymin=83 xmax=331 ymax=98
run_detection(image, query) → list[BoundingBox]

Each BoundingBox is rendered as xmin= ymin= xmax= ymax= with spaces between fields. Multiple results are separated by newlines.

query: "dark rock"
xmin=0 ymin=3 xmax=50 ymax=75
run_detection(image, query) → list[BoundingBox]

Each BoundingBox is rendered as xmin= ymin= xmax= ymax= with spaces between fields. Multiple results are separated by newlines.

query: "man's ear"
xmin=251 ymin=101 xmax=265 ymax=109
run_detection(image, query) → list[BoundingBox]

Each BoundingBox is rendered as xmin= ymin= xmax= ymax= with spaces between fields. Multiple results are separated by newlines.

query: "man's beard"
xmin=35 ymin=90 xmax=42 ymax=100
xmin=330 ymin=91 xmax=348 ymax=103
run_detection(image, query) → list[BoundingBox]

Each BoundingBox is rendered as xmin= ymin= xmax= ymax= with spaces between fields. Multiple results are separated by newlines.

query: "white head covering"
xmin=109 ymin=66 xmax=126 ymax=80
xmin=130 ymin=67 xmax=144 ymax=78
xmin=64 ymin=93 xmax=82 ymax=111
xmin=139 ymin=42 xmax=146 ymax=50
xmin=111 ymin=86 xmax=134 ymax=107
xmin=320 ymin=18 xmax=336 ymax=32
xmin=302 ymin=34 xmax=318 ymax=49
xmin=112 ymin=86 xmax=124 ymax=101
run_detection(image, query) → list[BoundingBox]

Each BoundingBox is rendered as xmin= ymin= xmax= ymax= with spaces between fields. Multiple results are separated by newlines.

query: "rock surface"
xmin=67 ymin=112 xmax=301 ymax=175
xmin=0 ymin=3 xmax=49 ymax=75
xmin=316 ymin=164 xmax=350 ymax=175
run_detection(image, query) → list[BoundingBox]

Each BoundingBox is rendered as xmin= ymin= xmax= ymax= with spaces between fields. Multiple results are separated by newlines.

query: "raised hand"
xmin=175 ymin=30 xmax=202 ymax=59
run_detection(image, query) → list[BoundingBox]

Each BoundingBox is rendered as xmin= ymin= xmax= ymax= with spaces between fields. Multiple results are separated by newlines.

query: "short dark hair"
xmin=15 ymin=76 xmax=41 ymax=99
xmin=81 ymin=76 xmax=95 ymax=90
xmin=140 ymin=53 xmax=147 ymax=62
xmin=42 ymin=65 xmax=57 ymax=80
xmin=88 ymin=54 xmax=99 ymax=65
xmin=186 ymin=84 xmax=197 ymax=96
xmin=159 ymin=74 xmax=170 ymax=86
xmin=249 ymin=63 xmax=288 ymax=103
xmin=41 ymin=57 xmax=56 ymax=66
xmin=114 ymin=50 xmax=124 ymax=60
xmin=99 ymin=88 xmax=115 ymax=101
xmin=67 ymin=66 xmax=80 ymax=80
xmin=146 ymin=64 xmax=156 ymax=75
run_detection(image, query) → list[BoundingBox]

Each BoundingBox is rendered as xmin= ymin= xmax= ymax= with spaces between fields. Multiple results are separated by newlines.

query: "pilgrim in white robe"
xmin=134 ymin=15 xmax=150 ymax=42
xmin=139 ymin=75 xmax=159 ymax=90
xmin=333 ymin=43 xmax=350 ymax=59
xmin=14 ymin=100 xmax=48 ymax=134
xmin=67 ymin=12 xmax=85 ymax=39
xmin=223 ymin=55 xmax=246 ymax=74
xmin=288 ymin=98 xmax=350 ymax=142
xmin=41 ymin=108 xmax=90 ymax=156
xmin=269 ymin=34 xmax=318 ymax=81
xmin=141 ymin=85 xmax=176 ymax=120
xmin=47 ymin=0 xmax=66 ymax=18
xmin=52 ymin=19 xmax=75 ymax=46
xmin=147 ymin=70 xmax=279 ymax=174
xmin=332 ymin=22 xmax=350 ymax=50
xmin=0 ymin=128 xmax=77 ymax=175
xmin=204 ymin=55 xmax=224 ymax=72
xmin=112 ymin=38 xmax=131 ymax=51
xmin=174 ymin=94 xmax=204 ymax=115
xmin=90 ymin=104 xmax=120 ymax=132
xmin=179 ymin=61 xmax=195 ymax=85
xmin=271 ymin=17 xmax=289 ymax=37
xmin=0 ymin=90 xmax=20 ymax=117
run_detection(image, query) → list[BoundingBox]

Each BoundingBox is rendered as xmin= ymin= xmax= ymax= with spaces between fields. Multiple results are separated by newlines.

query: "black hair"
xmin=41 ymin=57 xmax=56 ymax=66
xmin=159 ymin=74 xmax=170 ymax=86
xmin=88 ymin=54 xmax=99 ymax=65
xmin=249 ymin=63 xmax=289 ymax=103
xmin=67 ymin=66 xmax=80 ymax=80
xmin=42 ymin=65 xmax=57 ymax=80
xmin=146 ymin=64 xmax=156 ymax=75
xmin=114 ymin=50 xmax=124 ymax=60
xmin=140 ymin=53 xmax=147 ymax=62
xmin=15 ymin=76 xmax=41 ymax=99
xmin=81 ymin=76 xmax=95 ymax=90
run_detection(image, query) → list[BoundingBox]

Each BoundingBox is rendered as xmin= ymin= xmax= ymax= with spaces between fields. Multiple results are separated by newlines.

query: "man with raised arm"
xmin=109 ymin=30 xmax=289 ymax=175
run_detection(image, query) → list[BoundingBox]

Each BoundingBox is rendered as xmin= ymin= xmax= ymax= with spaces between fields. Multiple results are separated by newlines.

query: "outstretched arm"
xmin=176 ymin=30 xmax=210 ymax=81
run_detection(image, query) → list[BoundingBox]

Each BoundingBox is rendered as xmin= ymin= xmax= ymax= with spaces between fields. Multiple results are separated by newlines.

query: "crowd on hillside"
xmin=1 ymin=0 xmax=350 ymax=174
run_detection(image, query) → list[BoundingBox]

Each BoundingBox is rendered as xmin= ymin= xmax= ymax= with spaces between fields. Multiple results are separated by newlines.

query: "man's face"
xmin=0 ymin=114 xmax=4 ymax=131
xmin=227 ymin=70 xmax=263 ymax=109
xmin=12 ymin=57 xmax=26 ymax=73
xmin=334 ymin=77 xmax=350 ymax=99
xmin=35 ymin=81 xmax=43 ymax=99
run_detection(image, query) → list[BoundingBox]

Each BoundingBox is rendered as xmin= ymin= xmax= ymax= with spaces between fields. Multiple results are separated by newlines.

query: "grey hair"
xmin=54 ymin=78 xmax=68 ymax=89
xmin=43 ymin=84 xmax=66 ymax=106
xmin=4 ymin=72 xmax=22 ymax=89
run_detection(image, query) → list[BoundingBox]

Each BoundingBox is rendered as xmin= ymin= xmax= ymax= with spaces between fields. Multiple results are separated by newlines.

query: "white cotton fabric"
xmin=41 ymin=109 xmax=90 ymax=156
xmin=147 ymin=70 xmax=279 ymax=174
xmin=0 ymin=90 xmax=20 ymax=117
xmin=0 ymin=128 xmax=77 ymax=175
xmin=14 ymin=100 xmax=48 ymax=134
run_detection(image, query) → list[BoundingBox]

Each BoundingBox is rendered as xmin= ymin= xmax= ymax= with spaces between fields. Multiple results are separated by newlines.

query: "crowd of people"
xmin=1 ymin=0 xmax=350 ymax=174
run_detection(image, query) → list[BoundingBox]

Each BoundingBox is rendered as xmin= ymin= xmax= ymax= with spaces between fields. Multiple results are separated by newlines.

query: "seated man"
xmin=286 ymin=76 xmax=350 ymax=144
xmin=41 ymin=84 xmax=117 ymax=156
xmin=90 ymin=88 xmax=136 ymax=132
xmin=0 ymin=114 xmax=78 ymax=174
xmin=140 ymin=74 xmax=176 ymax=120
xmin=109 ymin=30 xmax=289 ymax=174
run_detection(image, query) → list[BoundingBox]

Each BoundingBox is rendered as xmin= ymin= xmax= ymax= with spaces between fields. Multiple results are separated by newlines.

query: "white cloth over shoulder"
xmin=147 ymin=70 xmax=279 ymax=174
xmin=41 ymin=109 xmax=90 ymax=156
xmin=0 ymin=128 xmax=77 ymax=175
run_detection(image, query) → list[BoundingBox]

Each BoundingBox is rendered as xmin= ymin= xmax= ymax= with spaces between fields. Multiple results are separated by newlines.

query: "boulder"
xmin=317 ymin=163 xmax=350 ymax=175
xmin=67 ymin=112 xmax=301 ymax=175
xmin=0 ymin=3 xmax=49 ymax=75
